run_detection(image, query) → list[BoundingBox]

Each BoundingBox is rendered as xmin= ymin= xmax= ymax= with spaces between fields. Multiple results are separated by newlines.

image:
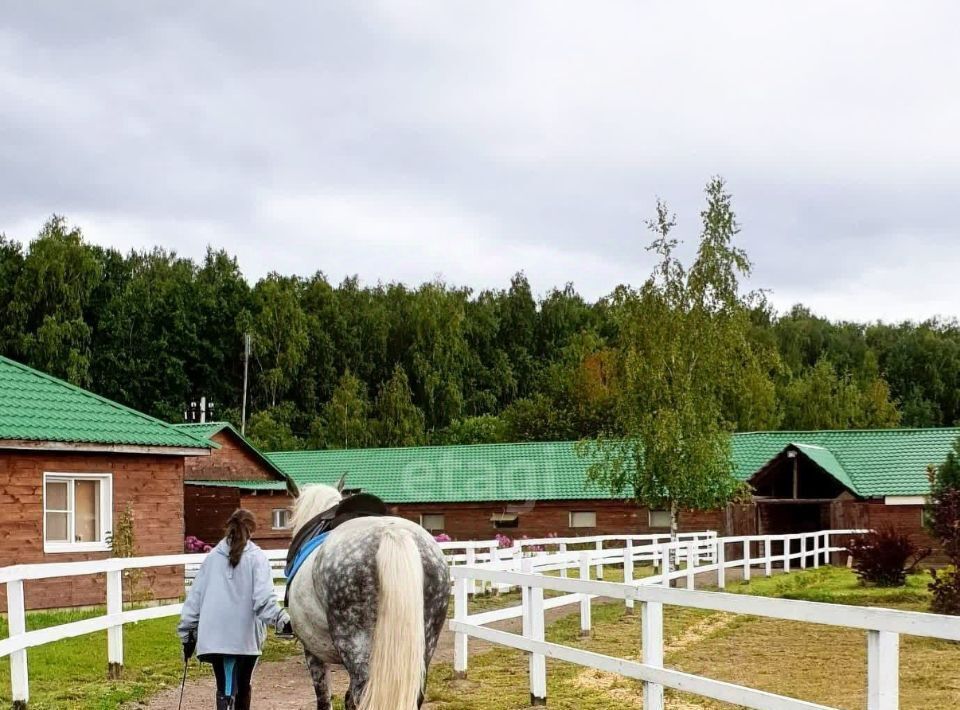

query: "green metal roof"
xmin=0 ymin=356 xmax=212 ymax=450
xmin=174 ymin=422 xmax=232 ymax=441
xmin=730 ymin=429 xmax=960 ymax=497
xmin=790 ymin=443 xmax=856 ymax=492
xmin=267 ymin=428 xmax=960 ymax=503
xmin=185 ymin=479 xmax=288 ymax=491
xmin=268 ymin=441 xmax=611 ymax=504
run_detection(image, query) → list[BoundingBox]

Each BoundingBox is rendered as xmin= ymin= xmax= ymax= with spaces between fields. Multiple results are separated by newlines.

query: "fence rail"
xmin=0 ymin=529 xmax=868 ymax=709
xmin=448 ymin=528 xmax=955 ymax=710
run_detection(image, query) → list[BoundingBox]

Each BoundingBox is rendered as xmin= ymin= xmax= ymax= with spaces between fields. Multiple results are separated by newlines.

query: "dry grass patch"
xmin=426 ymin=568 xmax=960 ymax=710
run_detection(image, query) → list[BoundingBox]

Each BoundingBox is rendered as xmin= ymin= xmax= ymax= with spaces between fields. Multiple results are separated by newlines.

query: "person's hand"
xmin=182 ymin=635 xmax=196 ymax=661
xmin=275 ymin=610 xmax=293 ymax=637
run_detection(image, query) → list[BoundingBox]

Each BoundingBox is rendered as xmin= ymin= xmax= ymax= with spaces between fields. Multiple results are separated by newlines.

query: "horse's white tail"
xmin=357 ymin=526 xmax=425 ymax=710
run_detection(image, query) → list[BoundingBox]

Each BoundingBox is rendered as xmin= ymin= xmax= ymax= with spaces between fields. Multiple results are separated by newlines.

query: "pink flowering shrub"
xmin=495 ymin=533 xmax=513 ymax=549
xmin=185 ymin=535 xmax=213 ymax=553
xmin=434 ymin=533 xmax=452 ymax=543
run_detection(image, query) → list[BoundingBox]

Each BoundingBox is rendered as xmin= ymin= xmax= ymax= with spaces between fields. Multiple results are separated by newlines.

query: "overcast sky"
xmin=2 ymin=2 xmax=959 ymax=322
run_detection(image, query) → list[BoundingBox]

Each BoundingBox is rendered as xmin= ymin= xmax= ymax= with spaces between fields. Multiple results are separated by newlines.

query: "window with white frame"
xmin=649 ymin=509 xmax=671 ymax=529
xmin=43 ymin=473 xmax=112 ymax=553
xmin=272 ymin=508 xmax=292 ymax=529
xmin=419 ymin=513 xmax=445 ymax=533
xmin=568 ymin=511 xmax=597 ymax=529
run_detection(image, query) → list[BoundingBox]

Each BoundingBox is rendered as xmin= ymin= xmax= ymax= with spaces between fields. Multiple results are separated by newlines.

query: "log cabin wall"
xmin=0 ymin=449 xmax=185 ymax=611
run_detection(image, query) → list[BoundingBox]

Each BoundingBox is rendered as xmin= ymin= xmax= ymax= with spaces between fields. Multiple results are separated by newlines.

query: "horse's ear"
xmin=336 ymin=473 xmax=347 ymax=493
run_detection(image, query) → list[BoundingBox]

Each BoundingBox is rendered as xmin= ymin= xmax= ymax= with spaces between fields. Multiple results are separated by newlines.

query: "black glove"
xmin=183 ymin=636 xmax=196 ymax=661
xmin=275 ymin=610 xmax=294 ymax=638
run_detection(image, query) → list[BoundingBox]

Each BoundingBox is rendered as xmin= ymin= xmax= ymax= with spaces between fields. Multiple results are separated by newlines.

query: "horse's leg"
xmin=337 ymin=652 xmax=369 ymax=710
xmin=304 ymin=650 xmax=332 ymax=710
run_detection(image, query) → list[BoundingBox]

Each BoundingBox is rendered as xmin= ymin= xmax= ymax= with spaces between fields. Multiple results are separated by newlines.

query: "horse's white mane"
xmin=290 ymin=484 xmax=342 ymax=535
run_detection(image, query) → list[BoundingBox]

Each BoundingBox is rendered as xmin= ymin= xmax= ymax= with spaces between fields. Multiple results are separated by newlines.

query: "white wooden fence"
xmin=449 ymin=529 xmax=958 ymax=710
xmin=0 ymin=529 xmax=864 ymax=708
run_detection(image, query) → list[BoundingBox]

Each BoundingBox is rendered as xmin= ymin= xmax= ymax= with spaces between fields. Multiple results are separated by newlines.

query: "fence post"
xmin=523 ymin=556 xmax=547 ymax=706
xmin=106 ymin=568 xmax=124 ymax=679
xmin=595 ymin=540 xmax=604 ymax=580
xmin=660 ymin=544 xmax=671 ymax=588
xmin=641 ymin=600 xmax=665 ymax=710
xmin=764 ymin=536 xmax=773 ymax=577
xmin=800 ymin=535 xmax=807 ymax=570
xmin=465 ymin=547 xmax=477 ymax=596
xmin=559 ymin=542 xmax=568 ymax=578
xmin=716 ymin=540 xmax=726 ymax=589
xmin=579 ymin=551 xmax=591 ymax=637
xmin=784 ymin=536 xmax=791 ymax=573
xmin=812 ymin=534 xmax=820 ymax=569
xmin=8 ymin=579 xmax=29 ymax=710
xmin=624 ymin=541 xmax=635 ymax=613
xmin=742 ymin=539 xmax=751 ymax=582
xmin=867 ymin=630 xmax=899 ymax=710
xmin=453 ymin=575 xmax=469 ymax=679
xmin=488 ymin=544 xmax=499 ymax=594
xmin=686 ymin=543 xmax=696 ymax=590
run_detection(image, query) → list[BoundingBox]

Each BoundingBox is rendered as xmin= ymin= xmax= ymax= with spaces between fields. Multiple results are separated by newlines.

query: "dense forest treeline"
xmin=1 ymin=216 xmax=958 ymax=452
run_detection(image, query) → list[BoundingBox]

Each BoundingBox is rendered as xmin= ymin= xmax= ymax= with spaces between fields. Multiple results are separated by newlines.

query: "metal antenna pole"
xmin=241 ymin=333 xmax=251 ymax=435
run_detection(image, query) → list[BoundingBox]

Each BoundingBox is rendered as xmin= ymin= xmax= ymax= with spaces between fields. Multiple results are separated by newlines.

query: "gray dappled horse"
xmin=287 ymin=485 xmax=450 ymax=710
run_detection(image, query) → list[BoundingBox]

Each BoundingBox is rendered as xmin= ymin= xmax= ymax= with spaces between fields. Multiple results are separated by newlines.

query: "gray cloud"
xmin=2 ymin=1 xmax=959 ymax=322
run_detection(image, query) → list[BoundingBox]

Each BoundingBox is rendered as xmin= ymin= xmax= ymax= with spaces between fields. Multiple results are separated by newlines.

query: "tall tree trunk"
xmin=669 ymin=500 xmax=680 ymax=581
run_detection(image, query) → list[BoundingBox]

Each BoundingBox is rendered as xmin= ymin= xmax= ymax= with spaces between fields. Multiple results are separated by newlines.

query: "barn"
xmin=0 ymin=355 xmax=212 ymax=611
xmin=175 ymin=421 xmax=295 ymax=549
xmin=264 ymin=428 xmax=959 ymax=546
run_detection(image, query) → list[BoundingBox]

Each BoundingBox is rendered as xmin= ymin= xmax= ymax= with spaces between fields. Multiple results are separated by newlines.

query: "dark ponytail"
xmin=225 ymin=509 xmax=256 ymax=567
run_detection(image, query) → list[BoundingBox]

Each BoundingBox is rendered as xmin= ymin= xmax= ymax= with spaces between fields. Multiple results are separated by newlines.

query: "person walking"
xmin=178 ymin=509 xmax=291 ymax=710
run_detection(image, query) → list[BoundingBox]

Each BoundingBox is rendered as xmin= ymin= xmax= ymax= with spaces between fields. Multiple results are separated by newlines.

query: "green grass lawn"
xmin=3 ymin=567 xmax=956 ymax=709
xmin=424 ymin=567 xmax=960 ymax=710
xmin=0 ymin=608 xmax=299 ymax=709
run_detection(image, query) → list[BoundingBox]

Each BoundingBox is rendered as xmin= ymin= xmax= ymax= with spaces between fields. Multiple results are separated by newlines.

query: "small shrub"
xmin=109 ymin=504 xmax=152 ymax=602
xmin=495 ymin=533 xmax=513 ymax=549
xmin=848 ymin=527 xmax=929 ymax=587
xmin=930 ymin=567 xmax=960 ymax=615
xmin=433 ymin=533 xmax=452 ymax=543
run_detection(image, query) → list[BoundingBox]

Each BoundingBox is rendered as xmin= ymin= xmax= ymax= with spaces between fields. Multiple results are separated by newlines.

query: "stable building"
xmin=0 ymin=356 xmax=212 ymax=611
xmin=265 ymin=428 xmax=959 ymax=546
xmin=175 ymin=422 xmax=295 ymax=549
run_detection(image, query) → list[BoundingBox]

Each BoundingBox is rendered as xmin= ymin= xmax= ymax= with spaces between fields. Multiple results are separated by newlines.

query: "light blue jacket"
xmin=177 ymin=539 xmax=286 ymax=656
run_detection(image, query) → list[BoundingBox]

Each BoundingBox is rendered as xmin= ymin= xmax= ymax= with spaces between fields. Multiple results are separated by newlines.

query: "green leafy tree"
xmin=314 ymin=370 xmax=372 ymax=449
xmin=584 ymin=179 xmax=769 ymax=536
xmin=7 ymin=217 xmax=101 ymax=384
xmin=780 ymin=359 xmax=900 ymax=430
xmin=246 ymin=404 xmax=303 ymax=452
xmin=373 ymin=365 xmax=426 ymax=447
xmin=433 ymin=414 xmax=509 ymax=445
xmin=248 ymin=274 xmax=309 ymax=406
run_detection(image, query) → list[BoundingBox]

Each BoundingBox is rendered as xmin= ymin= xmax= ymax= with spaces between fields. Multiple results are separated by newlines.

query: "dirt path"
xmin=134 ymin=604 xmax=576 ymax=709
xmin=137 ymin=569 xmax=758 ymax=709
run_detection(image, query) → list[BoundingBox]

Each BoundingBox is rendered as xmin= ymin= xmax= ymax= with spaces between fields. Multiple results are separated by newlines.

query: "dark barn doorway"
xmin=749 ymin=444 xmax=856 ymax=561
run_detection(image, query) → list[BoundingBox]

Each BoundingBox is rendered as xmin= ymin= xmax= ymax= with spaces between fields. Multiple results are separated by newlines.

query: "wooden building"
xmin=264 ymin=429 xmax=959 ymax=547
xmin=176 ymin=422 xmax=295 ymax=549
xmin=0 ymin=356 xmax=212 ymax=611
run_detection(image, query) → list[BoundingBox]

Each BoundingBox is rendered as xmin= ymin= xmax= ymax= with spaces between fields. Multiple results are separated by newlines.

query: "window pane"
xmin=74 ymin=480 xmax=101 ymax=542
xmin=46 ymin=512 xmax=70 ymax=542
xmin=272 ymin=509 xmax=290 ymax=528
xmin=569 ymin=511 xmax=596 ymax=528
xmin=421 ymin=514 xmax=445 ymax=532
xmin=649 ymin=510 xmax=671 ymax=528
xmin=46 ymin=480 xmax=68 ymax=511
